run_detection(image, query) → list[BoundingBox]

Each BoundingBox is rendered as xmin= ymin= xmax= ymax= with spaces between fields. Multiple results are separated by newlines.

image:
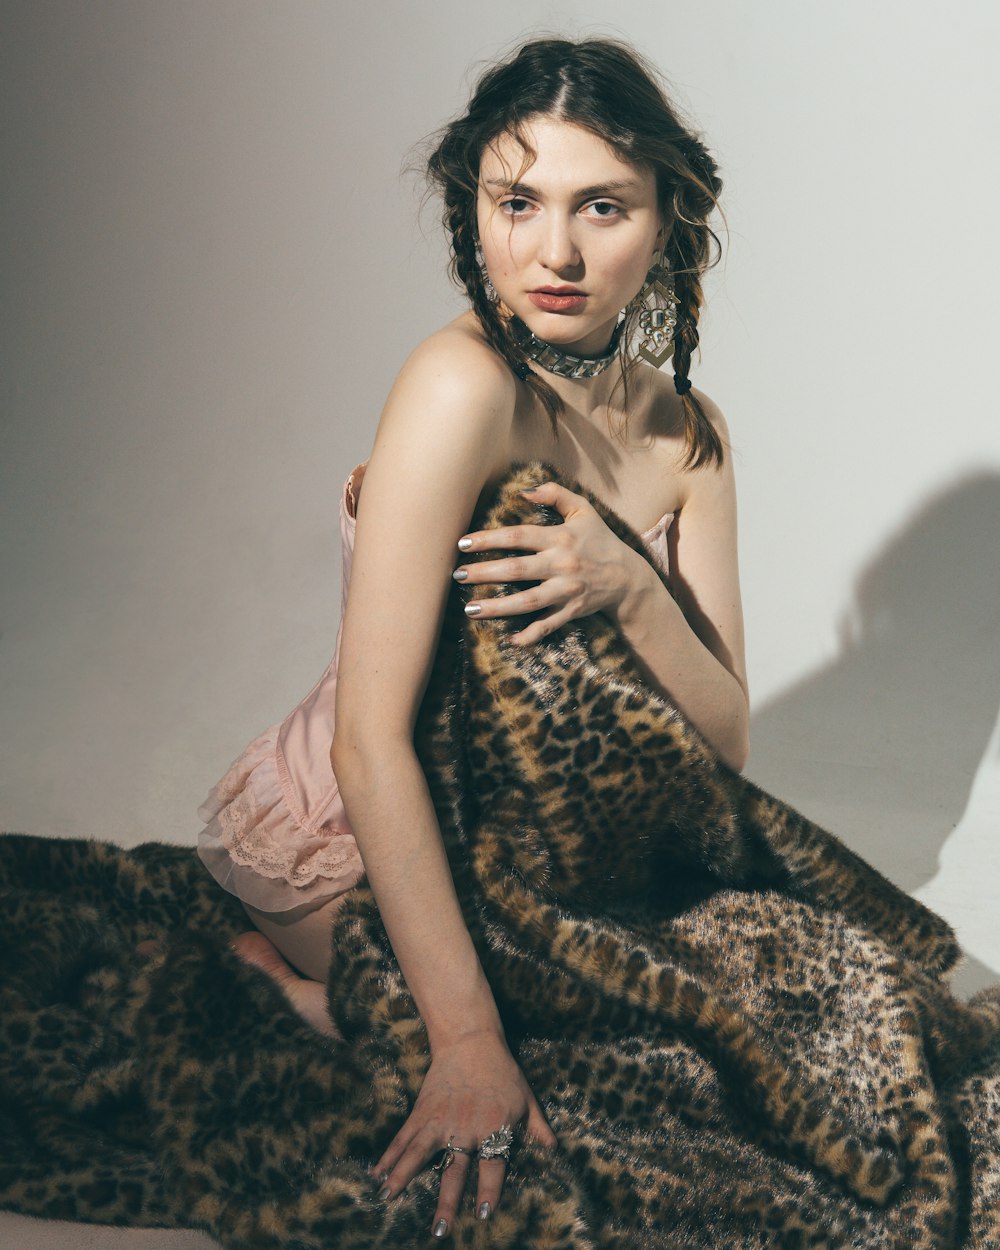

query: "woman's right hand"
xmin=370 ymin=1028 xmax=557 ymax=1238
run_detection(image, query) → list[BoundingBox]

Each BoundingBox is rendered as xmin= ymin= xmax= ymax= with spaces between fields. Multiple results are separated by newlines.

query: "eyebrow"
xmin=484 ymin=178 xmax=642 ymax=198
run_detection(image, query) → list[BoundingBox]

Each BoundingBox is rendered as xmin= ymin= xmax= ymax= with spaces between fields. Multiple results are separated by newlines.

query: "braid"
xmin=666 ymin=228 xmax=723 ymax=468
xmin=656 ymin=133 xmax=724 ymax=468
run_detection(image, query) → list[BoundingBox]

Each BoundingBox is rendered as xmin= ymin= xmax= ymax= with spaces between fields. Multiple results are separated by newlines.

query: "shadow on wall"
xmin=746 ymin=471 xmax=1000 ymax=988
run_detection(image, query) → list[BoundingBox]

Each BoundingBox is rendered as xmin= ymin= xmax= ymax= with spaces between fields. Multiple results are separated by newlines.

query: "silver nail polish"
xmin=478 ymin=1201 xmax=492 ymax=1220
xmin=464 ymin=603 xmax=482 ymax=617
xmin=452 ymin=568 xmax=468 ymax=582
xmin=457 ymin=537 xmax=473 ymax=551
xmin=375 ymin=1185 xmax=391 ymax=1201
xmin=433 ymin=1217 xmax=449 ymax=1237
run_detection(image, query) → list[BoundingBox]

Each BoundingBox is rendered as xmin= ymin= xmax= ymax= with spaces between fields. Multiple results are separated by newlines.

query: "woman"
xmin=197 ymin=36 xmax=748 ymax=1240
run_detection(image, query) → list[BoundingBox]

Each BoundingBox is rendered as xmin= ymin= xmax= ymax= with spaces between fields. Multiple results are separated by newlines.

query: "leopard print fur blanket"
xmin=2 ymin=462 xmax=999 ymax=1249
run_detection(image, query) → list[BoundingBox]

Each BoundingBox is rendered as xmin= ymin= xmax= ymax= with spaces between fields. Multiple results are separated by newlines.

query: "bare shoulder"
xmin=386 ymin=314 xmax=516 ymax=424
xmin=689 ymin=384 xmax=732 ymax=447
xmin=658 ymin=381 xmax=735 ymax=515
xmin=645 ymin=369 xmax=731 ymax=447
xmin=365 ymin=314 xmax=517 ymax=516
xmin=643 ymin=370 xmax=734 ymax=511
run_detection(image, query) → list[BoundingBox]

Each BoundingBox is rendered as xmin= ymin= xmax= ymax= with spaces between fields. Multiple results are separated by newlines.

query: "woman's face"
xmin=476 ymin=117 xmax=663 ymax=358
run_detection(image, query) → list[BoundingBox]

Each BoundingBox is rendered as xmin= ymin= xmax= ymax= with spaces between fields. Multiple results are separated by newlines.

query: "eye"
xmin=584 ymin=200 xmax=622 ymax=219
xmin=499 ymin=196 xmax=533 ymax=217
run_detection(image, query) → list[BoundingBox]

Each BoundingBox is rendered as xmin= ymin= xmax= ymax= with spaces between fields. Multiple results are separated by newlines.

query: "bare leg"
xmin=232 ymin=894 xmax=354 ymax=1040
xmin=233 ymin=931 xmax=341 ymax=1039
xmin=241 ymin=895 xmax=351 ymax=982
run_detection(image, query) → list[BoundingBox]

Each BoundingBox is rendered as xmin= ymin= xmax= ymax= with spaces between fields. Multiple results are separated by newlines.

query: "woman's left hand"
xmin=453 ymin=481 xmax=650 ymax=645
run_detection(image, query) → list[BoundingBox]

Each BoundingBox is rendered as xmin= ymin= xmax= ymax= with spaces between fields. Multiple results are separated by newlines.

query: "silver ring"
xmin=431 ymin=1135 xmax=478 ymax=1173
xmin=478 ymin=1123 xmax=514 ymax=1161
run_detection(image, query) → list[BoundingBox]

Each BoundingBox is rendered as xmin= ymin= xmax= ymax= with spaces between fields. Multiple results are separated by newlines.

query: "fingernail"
xmin=478 ymin=1202 xmax=492 ymax=1220
xmin=457 ymin=537 xmax=473 ymax=551
xmin=464 ymin=603 xmax=482 ymax=617
xmin=452 ymin=568 xmax=468 ymax=582
xmin=375 ymin=1185 xmax=392 ymax=1201
xmin=433 ymin=1218 xmax=449 ymax=1238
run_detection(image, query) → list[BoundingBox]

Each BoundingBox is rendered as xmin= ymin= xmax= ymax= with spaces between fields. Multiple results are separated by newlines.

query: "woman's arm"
xmin=452 ymin=394 xmax=749 ymax=770
xmin=330 ymin=329 xmax=555 ymax=1235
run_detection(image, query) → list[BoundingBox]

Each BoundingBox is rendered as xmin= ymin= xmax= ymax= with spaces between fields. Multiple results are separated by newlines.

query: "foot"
xmin=233 ymin=931 xmax=341 ymax=1040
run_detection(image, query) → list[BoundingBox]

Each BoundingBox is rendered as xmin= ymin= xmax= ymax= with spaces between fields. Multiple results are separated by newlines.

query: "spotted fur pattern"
xmin=1 ymin=463 xmax=999 ymax=1248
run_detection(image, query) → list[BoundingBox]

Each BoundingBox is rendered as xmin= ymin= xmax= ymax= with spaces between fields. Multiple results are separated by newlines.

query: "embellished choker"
xmin=510 ymin=316 xmax=623 ymax=380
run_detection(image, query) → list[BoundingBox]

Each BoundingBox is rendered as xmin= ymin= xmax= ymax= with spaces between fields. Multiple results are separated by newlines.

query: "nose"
xmin=538 ymin=214 xmax=582 ymax=274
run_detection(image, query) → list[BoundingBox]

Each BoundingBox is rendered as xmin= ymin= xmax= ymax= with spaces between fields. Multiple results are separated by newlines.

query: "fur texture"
xmin=1 ymin=463 xmax=999 ymax=1248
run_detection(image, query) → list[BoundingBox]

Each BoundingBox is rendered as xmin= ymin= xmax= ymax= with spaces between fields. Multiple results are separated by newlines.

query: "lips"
xmin=528 ymin=288 xmax=587 ymax=313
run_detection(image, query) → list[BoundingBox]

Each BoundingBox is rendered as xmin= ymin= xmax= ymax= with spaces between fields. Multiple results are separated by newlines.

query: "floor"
xmin=0 ymin=1213 xmax=219 ymax=1249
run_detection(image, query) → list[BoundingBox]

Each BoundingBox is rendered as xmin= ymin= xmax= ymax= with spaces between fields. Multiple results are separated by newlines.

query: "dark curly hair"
xmin=426 ymin=36 xmax=725 ymax=467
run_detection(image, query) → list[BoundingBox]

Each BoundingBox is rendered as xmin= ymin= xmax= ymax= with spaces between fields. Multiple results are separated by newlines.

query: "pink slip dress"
xmin=196 ymin=462 xmax=676 ymax=914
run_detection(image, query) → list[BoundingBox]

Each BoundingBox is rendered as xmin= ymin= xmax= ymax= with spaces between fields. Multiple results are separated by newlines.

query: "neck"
xmin=539 ymin=363 xmax=628 ymax=423
xmin=511 ymin=315 xmax=630 ymax=420
xmin=536 ymin=344 xmax=659 ymax=436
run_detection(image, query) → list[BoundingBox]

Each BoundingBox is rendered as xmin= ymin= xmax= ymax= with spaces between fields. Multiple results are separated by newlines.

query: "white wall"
xmin=2 ymin=0 xmax=998 ymax=992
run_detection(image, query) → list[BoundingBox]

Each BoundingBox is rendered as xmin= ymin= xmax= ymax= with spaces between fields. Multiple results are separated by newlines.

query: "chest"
xmin=504 ymin=408 xmax=686 ymax=537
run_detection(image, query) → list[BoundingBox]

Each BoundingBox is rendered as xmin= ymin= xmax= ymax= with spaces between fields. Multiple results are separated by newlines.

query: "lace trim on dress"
xmin=197 ymin=725 xmax=365 ymax=908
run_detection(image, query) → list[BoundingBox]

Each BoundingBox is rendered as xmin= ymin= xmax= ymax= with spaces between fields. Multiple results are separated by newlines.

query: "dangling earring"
xmin=474 ymin=241 xmax=499 ymax=305
xmin=633 ymin=256 xmax=678 ymax=368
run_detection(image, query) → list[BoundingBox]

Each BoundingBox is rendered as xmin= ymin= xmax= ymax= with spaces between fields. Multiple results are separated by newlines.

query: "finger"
xmin=370 ymin=1127 xmax=412 ymax=1184
xmin=431 ymin=1149 xmax=473 ymax=1238
xmin=525 ymin=1098 xmax=558 ymax=1150
xmin=522 ymin=480 xmax=587 ymax=519
xmin=509 ymin=606 xmax=576 ymax=646
xmin=370 ymin=1113 xmax=425 ymax=1178
xmin=464 ymin=564 xmax=571 ymax=638
xmin=474 ymin=1157 xmax=507 ymax=1222
xmin=466 ymin=585 xmax=570 ymax=624
xmin=376 ymin=1128 xmax=441 ymax=1199
xmin=453 ymin=553 xmax=546 ymax=587
xmin=457 ymin=522 xmax=551 ymax=555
